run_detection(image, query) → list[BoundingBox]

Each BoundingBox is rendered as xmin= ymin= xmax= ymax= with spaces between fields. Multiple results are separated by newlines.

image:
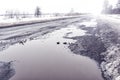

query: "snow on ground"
xmin=0 ymin=15 xmax=75 ymax=27
xmin=96 ymin=14 xmax=120 ymax=34
xmin=0 ymin=15 xmax=59 ymax=23
xmin=78 ymin=19 xmax=97 ymax=27
xmin=98 ymin=14 xmax=120 ymax=25
xmin=96 ymin=14 xmax=120 ymax=80
xmin=100 ymin=45 xmax=120 ymax=80
xmin=60 ymin=24 xmax=86 ymax=38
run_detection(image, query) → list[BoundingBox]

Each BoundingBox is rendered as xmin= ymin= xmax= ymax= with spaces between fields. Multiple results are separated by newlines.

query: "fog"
xmin=0 ymin=0 xmax=105 ymax=14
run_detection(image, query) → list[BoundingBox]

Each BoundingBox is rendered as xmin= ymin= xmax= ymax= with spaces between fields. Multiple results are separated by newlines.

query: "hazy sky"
xmin=0 ymin=0 xmax=118 ymax=14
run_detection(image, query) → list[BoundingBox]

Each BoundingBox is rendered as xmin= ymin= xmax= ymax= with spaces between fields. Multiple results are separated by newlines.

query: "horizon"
xmin=0 ymin=0 xmax=118 ymax=14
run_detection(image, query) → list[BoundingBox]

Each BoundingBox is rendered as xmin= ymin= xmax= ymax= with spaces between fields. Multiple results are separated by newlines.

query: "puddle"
xmin=0 ymin=25 xmax=103 ymax=80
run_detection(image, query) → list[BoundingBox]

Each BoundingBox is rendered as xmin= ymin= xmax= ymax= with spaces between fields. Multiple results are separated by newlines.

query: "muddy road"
xmin=0 ymin=16 xmax=87 ymax=51
xmin=0 ymin=15 xmax=119 ymax=80
xmin=0 ymin=15 xmax=99 ymax=80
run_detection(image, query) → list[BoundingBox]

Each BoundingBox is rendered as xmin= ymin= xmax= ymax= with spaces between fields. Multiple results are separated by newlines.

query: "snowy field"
xmin=0 ymin=14 xmax=77 ymax=27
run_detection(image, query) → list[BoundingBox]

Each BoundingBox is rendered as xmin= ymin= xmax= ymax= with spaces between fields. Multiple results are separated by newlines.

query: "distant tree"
xmin=22 ymin=13 xmax=27 ymax=18
xmin=34 ymin=7 xmax=41 ymax=17
xmin=107 ymin=5 xmax=113 ymax=14
xmin=102 ymin=0 xmax=109 ymax=14
xmin=118 ymin=0 xmax=120 ymax=5
xmin=102 ymin=0 xmax=120 ymax=14
xmin=70 ymin=8 xmax=74 ymax=13
xmin=114 ymin=0 xmax=120 ymax=14
xmin=14 ymin=11 xmax=20 ymax=19
xmin=5 ymin=11 xmax=14 ymax=18
xmin=110 ymin=0 xmax=120 ymax=14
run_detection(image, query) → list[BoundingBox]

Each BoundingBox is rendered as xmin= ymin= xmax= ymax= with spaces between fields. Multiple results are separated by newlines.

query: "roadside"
xmin=97 ymin=15 xmax=120 ymax=80
xmin=67 ymin=15 xmax=120 ymax=80
xmin=0 ymin=15 xmax=81 ymax=28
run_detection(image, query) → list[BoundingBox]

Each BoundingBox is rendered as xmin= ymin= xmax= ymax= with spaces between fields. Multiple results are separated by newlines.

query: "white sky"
xmin=0 ymin=0 xmax=117 ymax=14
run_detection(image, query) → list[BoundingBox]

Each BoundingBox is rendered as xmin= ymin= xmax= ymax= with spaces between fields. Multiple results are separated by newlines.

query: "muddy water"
xmin=0 ymin=25 xmax=103 ymax=80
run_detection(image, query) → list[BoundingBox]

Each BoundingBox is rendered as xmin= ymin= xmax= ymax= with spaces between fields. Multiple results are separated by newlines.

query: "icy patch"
xmin=79 ymin=19 xmax=97 ymax=27
xmin=41 ymin=24 xmax=86 ymax=38
xmin=47 ymin=24 xmax=86 ymax=38
xmin=36 ymin=24 xmax=87 ymax=44
xmin=64 ymin=25 xmax=86 ymax=37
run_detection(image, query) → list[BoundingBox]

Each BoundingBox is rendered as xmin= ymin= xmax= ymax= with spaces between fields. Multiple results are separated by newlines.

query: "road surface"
xmin=0 ymin=16 xmax=89 ymax=51
xmin=0 ymin=15 xmax=94 ymax=80
xmin=0 ymin=14 xmax=120 ymax=80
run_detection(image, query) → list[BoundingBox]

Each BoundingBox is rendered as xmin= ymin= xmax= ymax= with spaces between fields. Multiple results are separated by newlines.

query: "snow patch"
xmin=79 ymin=19 xmax=97 ymax=27
xmin=0 ymin=15 xmax=75 ymax=27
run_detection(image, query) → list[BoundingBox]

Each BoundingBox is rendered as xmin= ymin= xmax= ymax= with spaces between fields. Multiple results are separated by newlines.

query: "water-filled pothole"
xmin=0 ymin=24 xmax=103 ymax=80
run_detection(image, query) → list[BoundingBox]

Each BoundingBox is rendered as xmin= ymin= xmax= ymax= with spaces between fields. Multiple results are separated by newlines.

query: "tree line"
xmin=5 ymin=6 xmax=41 ymax=19
xmin=102 ymin=0 xmax=120 ymax=14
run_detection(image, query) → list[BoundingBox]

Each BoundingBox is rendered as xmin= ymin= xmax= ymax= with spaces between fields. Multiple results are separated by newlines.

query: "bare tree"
xmin=5 ymin=11 xmax=14 ymax=18
xmin=34 ymin=6 xmax=41 ymax=17
xmin=14 ymin=11 xmax=20 ymax=19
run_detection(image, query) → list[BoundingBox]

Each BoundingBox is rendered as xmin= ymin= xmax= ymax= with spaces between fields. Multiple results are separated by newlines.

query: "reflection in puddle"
xmin=0 ymin=25 xmax=103 ymax=80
